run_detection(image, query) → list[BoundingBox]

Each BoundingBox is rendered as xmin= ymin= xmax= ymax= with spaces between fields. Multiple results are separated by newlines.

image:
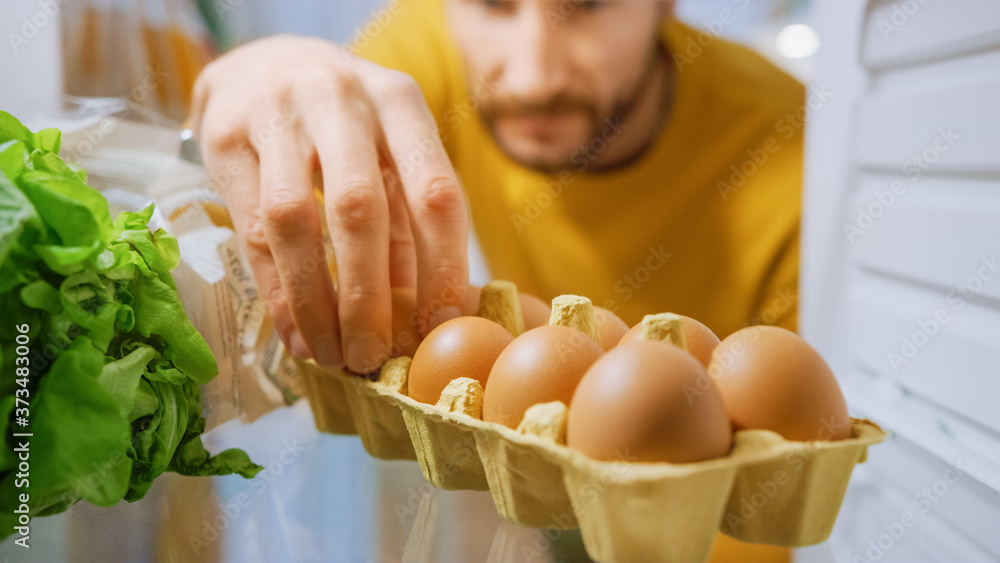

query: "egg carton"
xmin=299 ymin=356 xmax=885 ymax=563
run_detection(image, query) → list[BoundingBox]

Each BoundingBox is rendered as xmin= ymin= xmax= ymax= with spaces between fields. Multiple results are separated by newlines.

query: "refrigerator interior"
xmin=800 ymin=1 xmax=1000 ymax=561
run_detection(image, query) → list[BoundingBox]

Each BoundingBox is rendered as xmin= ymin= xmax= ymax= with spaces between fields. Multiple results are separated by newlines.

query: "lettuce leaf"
xmin=18 ymin=170 xmax=114 ymax=248
xmin=0 ymin=165 xmax=39 ymax=265
xmin=0 ymin=336 xmax=130 ymax=525
xmin=0 ymin=112 xmax=34 ymax=148
xmin=0 ymin=111 xmax=260 ymax=539
xmin=168 ymin=382 xmax=260 ymax=480
xmin=131 ymin=273 xmax=217 ymax=383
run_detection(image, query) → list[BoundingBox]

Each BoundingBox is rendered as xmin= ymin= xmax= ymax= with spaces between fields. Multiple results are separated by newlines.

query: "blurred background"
xmin=2 ymin=0 xmax=999 ymax=562
xmin=1 ymin=0 xmax=819 ymax=123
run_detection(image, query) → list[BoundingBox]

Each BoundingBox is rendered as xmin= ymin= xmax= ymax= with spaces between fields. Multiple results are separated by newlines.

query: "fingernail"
xmin=313 ymin=333 xmax=342 ymax=368
xmin=288 ymin=330 xmax=310 ymax=359
xmin=427 ymin=305 xmax=462 ymax=333
xmin=346 ymin=334 xmax=388 ymax=374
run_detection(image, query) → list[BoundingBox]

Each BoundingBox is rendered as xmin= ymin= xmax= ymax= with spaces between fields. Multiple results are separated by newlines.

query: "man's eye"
xmin=555 ymin=0 xmax=604 ymax=13
xmin=481 ymin=0 xmax=516 ymax=14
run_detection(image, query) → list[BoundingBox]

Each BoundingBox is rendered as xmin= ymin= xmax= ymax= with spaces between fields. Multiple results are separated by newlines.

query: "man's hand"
xmin=189 ymin=35 xmax=469 ymax=373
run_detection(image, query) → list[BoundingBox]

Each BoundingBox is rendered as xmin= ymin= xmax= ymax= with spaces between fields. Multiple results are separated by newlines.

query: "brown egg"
xmin=409 ymin=316 xmax=514 ymax=405
xmin=518 ymin=292 xmax=551 ymax=330
xmin=709 ymin=326 xmax=851 ymax=441
xmin=390 ymin=287 xmax=421 ymax=357
xmin=620 ymin=315 xmax=720 ymax=367
xmin=593 ymin=306 xmax=629 ymax=351
xmin=568 ymin=340 xmax=733 ymax=463
xmin=483 ymin=325 xmax=603 ymax=429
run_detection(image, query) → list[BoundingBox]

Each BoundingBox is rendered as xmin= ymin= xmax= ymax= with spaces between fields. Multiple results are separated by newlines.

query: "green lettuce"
xmin=0 ymin=111 xmax=260 ymax=539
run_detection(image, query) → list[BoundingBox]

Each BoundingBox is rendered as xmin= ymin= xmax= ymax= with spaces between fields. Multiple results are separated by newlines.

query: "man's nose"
xmin=502 ymin=3 xmax=569 ymax=103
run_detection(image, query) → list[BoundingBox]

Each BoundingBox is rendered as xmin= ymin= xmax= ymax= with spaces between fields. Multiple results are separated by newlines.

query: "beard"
xmin=473 ymin=46 xmax=664 ymax=173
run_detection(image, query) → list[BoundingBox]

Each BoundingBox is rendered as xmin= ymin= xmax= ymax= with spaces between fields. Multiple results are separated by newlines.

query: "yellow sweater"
xmin=356 ymin=0 xmax=803 ymax=338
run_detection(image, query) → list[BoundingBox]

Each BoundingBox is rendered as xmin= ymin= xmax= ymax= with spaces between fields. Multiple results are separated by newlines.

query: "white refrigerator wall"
xmin=800 ymin=1 xmax=1000 ymax=562
xmin=0 ymin=0 xmax=62 ymax=119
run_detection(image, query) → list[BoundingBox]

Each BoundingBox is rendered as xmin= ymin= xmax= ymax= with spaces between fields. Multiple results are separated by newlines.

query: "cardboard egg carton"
xmin=299 ymin=355 xmax=885 ymax=563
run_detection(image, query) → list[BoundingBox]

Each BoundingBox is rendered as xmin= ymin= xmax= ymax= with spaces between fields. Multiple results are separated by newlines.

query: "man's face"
xmin=447 ymin=0 xmax=668 ymax=172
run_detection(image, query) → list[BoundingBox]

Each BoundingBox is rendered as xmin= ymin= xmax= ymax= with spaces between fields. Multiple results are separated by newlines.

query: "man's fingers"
xmin=309 ymin=87 xmax=393 ymax=374
xmin=188 ymin=70 xmax=211 ymax=134
xmin=408 ymin=172 xmax=469 ymax=337
xmin=383 ymin=165 xmax=418 ymax=290
xmin=259 ymin=135 xmax=343 ymax=368
xmin=362 ymin=66 xmax=470 ymax=336
xmin=201 ymin=143 xmax=305 ymax=357
xmin=243 ymin=207 xmax=306 ymax=357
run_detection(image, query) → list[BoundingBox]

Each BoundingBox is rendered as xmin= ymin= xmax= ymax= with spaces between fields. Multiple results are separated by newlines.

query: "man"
xmin=191 ymin=0 xmax=801 ymax=560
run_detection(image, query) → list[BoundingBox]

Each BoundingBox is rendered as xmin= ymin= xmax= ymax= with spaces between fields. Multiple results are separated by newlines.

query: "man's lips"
xmin=498 ymin=112 xmax=580 ymax=136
